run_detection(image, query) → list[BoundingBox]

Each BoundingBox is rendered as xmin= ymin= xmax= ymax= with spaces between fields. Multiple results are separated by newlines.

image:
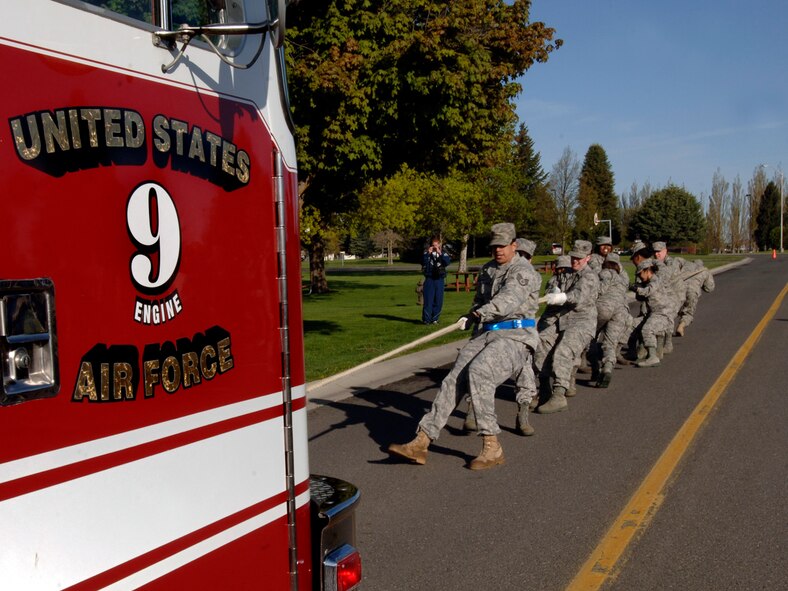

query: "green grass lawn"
xmin=301 ymin=253 xmax=743 ymax=381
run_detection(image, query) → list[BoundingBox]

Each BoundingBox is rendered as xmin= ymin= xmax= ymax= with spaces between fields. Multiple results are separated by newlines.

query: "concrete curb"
xmin=305 ymin=256 xmax=751 ymax=410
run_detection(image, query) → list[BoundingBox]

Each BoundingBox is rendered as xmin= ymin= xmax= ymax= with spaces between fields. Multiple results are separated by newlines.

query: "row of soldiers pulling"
xmin=388 ymin=223 xmax=714 ymax=470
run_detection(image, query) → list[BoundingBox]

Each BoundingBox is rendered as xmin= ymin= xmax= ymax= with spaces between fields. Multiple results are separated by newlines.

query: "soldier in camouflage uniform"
xmin=588 ymin=235 xmax=614 ymax=272
xmin=463 ymin=237 xmax=541 ymax=436
xmin=533 ymin=256 xmax=573 ymax=373
xmin=531 ymin=256 xmax=573 ymax=408
xmin=537 ymin=240 xmax=599 ymax=414
xmin=631 ymin=259 xmax=674 ymax=367
xmin=652 ymin=241 xmax=685 ymax=354
xmin=511 ymin=238 xmax=541 ymax=434
xmin=622 ymin=241 xmax=653 ymax=360
xmin=580 ymin=235 xmax=614 ymax=373
xmin=594 ymin=252 xmax=631 ymax=387
xmin=388 ymin=223 xmax=541 ymax=470
xmin=676 ymin=259 xmax=715 ymax=336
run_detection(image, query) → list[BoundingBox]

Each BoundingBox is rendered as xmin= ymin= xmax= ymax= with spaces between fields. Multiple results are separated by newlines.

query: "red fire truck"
xmin=1 ymin=1 xmax=360 ymax=589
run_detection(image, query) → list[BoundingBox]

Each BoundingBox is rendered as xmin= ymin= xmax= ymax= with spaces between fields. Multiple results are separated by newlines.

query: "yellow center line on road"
xmin=566 ymin=281 xmax=788 ymax=591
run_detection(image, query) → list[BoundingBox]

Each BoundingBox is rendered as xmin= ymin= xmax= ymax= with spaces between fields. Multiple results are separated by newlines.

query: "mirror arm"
xmin=154 ymin=19 xmax=278 ymax=73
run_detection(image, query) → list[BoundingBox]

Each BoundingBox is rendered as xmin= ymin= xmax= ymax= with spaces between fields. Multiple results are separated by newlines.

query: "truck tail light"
xmin=323 ymin=544 xmax=361 ymax=591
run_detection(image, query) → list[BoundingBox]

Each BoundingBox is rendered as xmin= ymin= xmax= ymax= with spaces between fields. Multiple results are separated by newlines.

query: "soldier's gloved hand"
xmin=546 ymin=292 xmax=567 ymax=306
xmin=628 ymin=282 xmax=637 ymax=292
xmin=457 ymin=315 xmax=473 ymax=330
xmin=458 ymin=311 xmax=480 ymax=330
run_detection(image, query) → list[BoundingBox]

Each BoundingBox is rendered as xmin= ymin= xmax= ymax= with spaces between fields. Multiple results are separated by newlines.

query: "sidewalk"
xmin=305 ymin=339 xmax=466 ymax=410
xmin=304 ymin=257 xmax=751 ymax=410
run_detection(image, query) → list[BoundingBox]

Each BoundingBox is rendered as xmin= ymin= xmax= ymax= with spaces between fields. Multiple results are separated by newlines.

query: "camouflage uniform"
xmin=588 ymin=236 xmax=613 ymax=273
xmin=534 ymin=261 xmax=573 ymax=372
xmin=678 ymin=260 xmax=715 ymax=328
xmin=651 ymin=242 xmax=686 ymax=322
xmin=588 ymin=252 xmax=606 ymax=273
xmin=511 ymin=254 xmax=543 ymax=407
xmin=595 ymin=264 xmax=631 ymax=367
xmin=418 ymin=254 xmax=541 ymax=440
xmin=549 ymin=264 xmax=599 ymax=390
xmin=657 ymin=256 xmax=686 ymax=318
xmin=633 ymin=271 xmax=674 ymax=348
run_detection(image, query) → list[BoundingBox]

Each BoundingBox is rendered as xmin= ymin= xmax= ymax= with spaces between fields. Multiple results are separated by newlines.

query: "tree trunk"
xmin=387 ymin=237 xmax=394 ymax=265
xmin=459 ymin=234 xmax=469 ymax=273
xmin=309 ymin=234 xmax=329 ymax=293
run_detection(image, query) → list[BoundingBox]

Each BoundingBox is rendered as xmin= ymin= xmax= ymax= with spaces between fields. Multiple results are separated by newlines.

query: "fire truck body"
xmin=1 ymin=2 xmax=358 ymax=589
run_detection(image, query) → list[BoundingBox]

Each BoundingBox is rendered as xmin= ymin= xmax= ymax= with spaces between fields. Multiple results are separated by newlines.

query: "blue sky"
xmin=515 ymin=0 xmax=788 ymax=203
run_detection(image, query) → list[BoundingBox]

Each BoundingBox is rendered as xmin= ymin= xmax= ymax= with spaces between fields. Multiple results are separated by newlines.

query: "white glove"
xmin=457 ymin=313 xmax=479 ymax=330
xmin=546 ymin=292 xmax=567 ymax=306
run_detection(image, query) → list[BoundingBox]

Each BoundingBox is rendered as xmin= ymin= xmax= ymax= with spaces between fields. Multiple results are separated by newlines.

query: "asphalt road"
xmin=307 ymin=255 xmax=788 ymax=591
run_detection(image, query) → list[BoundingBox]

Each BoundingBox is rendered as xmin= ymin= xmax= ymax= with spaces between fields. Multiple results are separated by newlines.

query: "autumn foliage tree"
xmin=286 ymin=0 xmax=561 ymax=291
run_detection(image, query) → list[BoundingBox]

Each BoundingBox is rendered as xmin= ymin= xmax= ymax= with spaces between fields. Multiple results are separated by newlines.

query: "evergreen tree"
xmin=347 ymin=232 xmax=376 ymax=259
xmin=755 ymin=181 xmax=780 ymax=250
xmin=510 ymin=125 xmax=555 ymax=248
xmin=574 ymin=144 xmax=619 ymax=242
xmin=628 ymin=185 xmax=704 ymax=244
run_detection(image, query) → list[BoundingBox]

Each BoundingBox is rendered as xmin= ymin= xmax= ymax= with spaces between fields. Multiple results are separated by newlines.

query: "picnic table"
xmin=448 ymin=271 xmax=478 ymax=292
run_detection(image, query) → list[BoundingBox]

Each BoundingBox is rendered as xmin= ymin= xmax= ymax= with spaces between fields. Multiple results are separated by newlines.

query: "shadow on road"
xmin=309 ymin=366 xmax=522 ymax=461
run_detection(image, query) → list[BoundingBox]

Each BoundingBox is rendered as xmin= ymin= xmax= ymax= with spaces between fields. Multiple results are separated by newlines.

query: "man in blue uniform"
xmin=421 ymin=237 xmax=451 ymax=324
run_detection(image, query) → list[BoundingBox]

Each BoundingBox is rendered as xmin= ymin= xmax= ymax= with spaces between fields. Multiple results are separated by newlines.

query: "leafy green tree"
xmin=628 ymin=185 xmax=704 ymax=244
xmin=574 ymin=144 xmax=619 ymax=242
xmin=287 ymin=0 xmax=561 ymax=291
xmin=755 ymin=181 xmax=780 ymax=250
xmin=356 ymin=166 xmax=426 ymax=263
xmin=421 ymin=171 xmax=488 ymax=272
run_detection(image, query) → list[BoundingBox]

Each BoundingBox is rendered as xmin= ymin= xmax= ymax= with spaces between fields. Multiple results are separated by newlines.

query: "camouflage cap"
xmin=596 ymin=235 xmax=613 ymax=246
xmin=605 ymin=252 xmax=621 ymax=265
xmin=489 ymin=223 xmax=516 ymax=247
xmin=516 ymin=238 xmax=536 ymax=257
xmin=556 ymin=255 xmax=572 ymax=268
xmin=636 ymin=259 xmax=655 ymax=272
xmin=652 ymin=241 xmax=667 ymax=252
xmin=630 ymin=240 xmax=648 ymax=257
xmin=568 ymin=239 xmax=593 ymax=258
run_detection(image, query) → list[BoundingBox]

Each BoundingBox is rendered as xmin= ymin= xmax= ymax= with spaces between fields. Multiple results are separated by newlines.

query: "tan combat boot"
xmin=516 ymin=403 xmax=535 ymax=436
xmin=636 ymin=347 xmax=660 ymax=368
xmin=388 ymin=430 xmax=431 ymax=465
xmin=469 ymin=435 xmax=505 ymax=470
xmin=463 ymin=400 xmax=477 ymax=433
xmin=536 ymin=386 xmax=568 ymax=414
